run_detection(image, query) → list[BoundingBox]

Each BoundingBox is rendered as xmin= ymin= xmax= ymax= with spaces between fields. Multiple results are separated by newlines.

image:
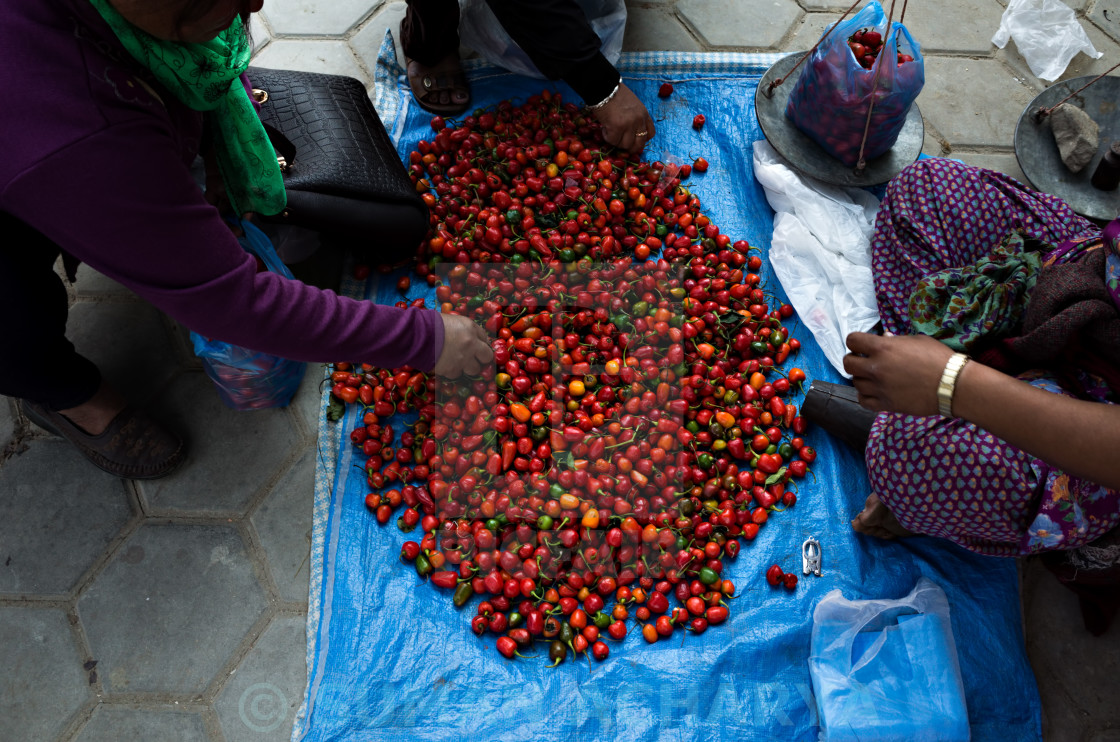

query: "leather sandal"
xmin=800 ymin=380 xmax=877 ymax=453
xmin=23 ymin=401 xmax=184 ymax=480
xmin=405 ymin=53 xmax=471 ymax=116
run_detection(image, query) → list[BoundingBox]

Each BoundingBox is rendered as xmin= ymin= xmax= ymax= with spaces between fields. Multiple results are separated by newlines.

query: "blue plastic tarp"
xmin=294 ymin=37 xmax=1041 ymax=742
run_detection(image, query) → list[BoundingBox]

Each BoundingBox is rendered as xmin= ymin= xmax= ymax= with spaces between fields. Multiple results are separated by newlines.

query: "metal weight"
xmin=1015 ymin=75 xmax=1120 ymax=222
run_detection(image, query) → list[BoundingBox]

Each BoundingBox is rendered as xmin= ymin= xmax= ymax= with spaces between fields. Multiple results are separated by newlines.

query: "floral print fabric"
xmin=908 ymin=231 xmax=1045 ymax=353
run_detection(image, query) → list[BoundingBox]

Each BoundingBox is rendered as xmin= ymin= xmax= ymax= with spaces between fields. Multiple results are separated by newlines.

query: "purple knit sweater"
xmin=0 ymin=0 xmax=443 ymax=370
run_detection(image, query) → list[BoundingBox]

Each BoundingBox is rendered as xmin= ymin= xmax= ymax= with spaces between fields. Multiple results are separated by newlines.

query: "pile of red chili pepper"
xmin=329 ymin=90 xmax=816 ymax=665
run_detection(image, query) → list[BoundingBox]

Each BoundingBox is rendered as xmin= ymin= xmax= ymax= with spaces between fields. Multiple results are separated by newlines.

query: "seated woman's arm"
xmin=845 ymin=332 xmax=1120 ymax=490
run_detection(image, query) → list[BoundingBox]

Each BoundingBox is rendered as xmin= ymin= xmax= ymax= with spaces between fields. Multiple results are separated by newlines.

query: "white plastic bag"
xmin=808 ymin=578 xmax=970 ymax=741
xmin=992 ymin=0 xmax=1101 ymax=82
xmin=752 ymin=140 xmax=881 ymax=377
xmin=458 ymin=0 xmax=626 ymax=79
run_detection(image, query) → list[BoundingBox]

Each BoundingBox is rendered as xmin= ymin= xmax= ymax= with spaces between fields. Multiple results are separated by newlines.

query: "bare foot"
xmin=57 ymin=381 xmax=127 ymax=436
xmin=851 ymin=493 xmax=915 ymax=540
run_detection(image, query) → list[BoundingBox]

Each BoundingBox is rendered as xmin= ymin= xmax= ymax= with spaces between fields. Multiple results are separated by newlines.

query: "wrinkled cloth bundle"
xmin=910 ymin=226 xmax=1120 ymax=398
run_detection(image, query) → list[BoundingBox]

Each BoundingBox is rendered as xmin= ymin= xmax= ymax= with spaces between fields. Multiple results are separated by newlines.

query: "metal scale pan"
xmin=754 ymin=52 xmax=924 ymax=187
xmin=1014 ymin=75 xmax=1120 ymax=222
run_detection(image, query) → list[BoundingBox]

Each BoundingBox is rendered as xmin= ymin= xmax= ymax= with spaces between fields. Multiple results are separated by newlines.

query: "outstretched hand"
xmin=591 ymin=82 xmax=656 ymax=156
xmin=843 ymin=332 xmax=956 ymax=417
xmin=434 ymin=314 xmax=493 ymax=378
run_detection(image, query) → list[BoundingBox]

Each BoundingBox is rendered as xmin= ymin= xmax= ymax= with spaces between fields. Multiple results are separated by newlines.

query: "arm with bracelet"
xmin=843 ymin=332 xmax=1120 ymax=490
xmin=483 ymin=0 xmax=655 ymax=154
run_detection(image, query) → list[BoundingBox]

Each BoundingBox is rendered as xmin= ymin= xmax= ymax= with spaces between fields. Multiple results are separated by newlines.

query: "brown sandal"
xmin=405 ymin=54 xmax=471 ymax=116
xmin=23 ymin=401 xmax=184 ymax=480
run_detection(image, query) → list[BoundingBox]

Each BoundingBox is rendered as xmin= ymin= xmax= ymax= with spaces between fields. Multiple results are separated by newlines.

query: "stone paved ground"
xmin=2 ymin=1 xmax=1118 ymax=740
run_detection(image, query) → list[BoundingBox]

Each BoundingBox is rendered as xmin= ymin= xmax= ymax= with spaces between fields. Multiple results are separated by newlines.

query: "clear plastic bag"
xmin=458 ymin=0 xmax=626 ymax=79
xmin=752 ymin=140 xmax=881 ymax=377
xmin=991 ymin=0 xmax=1101 ymax=82
xmin=786 ymin=0 xmax=924 ymax=167
xmin=190 ymin=220 xmax=306 ymax=410
xmin=808 ymin=578 xmax=970 ymax=741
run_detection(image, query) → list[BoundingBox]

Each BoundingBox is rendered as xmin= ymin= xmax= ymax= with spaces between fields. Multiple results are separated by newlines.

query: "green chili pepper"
xmin=453 ymin=582 xmax=474 ymax=608
xmin=699 ymin=567 xmax=719 ymax=585
xmin=559 ymin=622 xmax=575 ymax=644
xmin=548 ymin=640 xmax=568 ymax=667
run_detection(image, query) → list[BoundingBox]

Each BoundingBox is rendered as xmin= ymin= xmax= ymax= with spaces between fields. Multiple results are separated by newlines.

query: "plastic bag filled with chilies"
xmin=190 ymin=220 xmax=306 ymax=410
xmin=785 ymin=0 xmax=924 ymax=167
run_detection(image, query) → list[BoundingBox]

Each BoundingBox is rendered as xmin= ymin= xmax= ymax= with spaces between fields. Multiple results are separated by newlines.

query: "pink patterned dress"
xmin=865 ymin=158 xmax=1120 ymax=556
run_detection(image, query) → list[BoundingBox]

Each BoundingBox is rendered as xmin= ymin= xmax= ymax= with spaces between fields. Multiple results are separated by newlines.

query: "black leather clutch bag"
xmin=246 ymin=67 xmax=427 ymax=253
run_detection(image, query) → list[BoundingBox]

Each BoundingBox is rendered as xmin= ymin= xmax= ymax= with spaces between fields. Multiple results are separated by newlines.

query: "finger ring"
xmin=635 ymin=130 xmax=649 ymax=137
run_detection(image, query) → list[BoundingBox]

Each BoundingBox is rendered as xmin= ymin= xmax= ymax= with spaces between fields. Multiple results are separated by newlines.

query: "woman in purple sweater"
xmin=0 ymin=0 xmax=492 ymax=479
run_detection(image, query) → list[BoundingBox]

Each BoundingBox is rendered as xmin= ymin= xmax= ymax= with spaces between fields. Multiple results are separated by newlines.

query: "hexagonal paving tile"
xmin=900 ymin=0 xmax=1006 ymax=54
xmin=289 ymin=364 xmax=327 ymax=441
xmin=0 ymin=439 xmax=129 ymax=596
xmin=66 ymin=301 xmax=181 ymax=405
xmin=678 ymin=0 xmax=801 ymax=49
xmin=795 ymin=0 xmax=855 ymax=10
xmin=73 ymin=705 xmax=209 ymax=742
xmin=138 ymin=372 xmax=303 ymax=514
xmin=249 ymin=39 xmax=370 ymax=84
xmin=215 ymin=615 xmax=308 ymax=741
xmin=1024 ymin=566 xmax=1120 ymax=734
xmin=251 ymin=450 xmax=314 ymax=603
xmin=249 ymin=13 xmax=272 ymax=53
xmin=0 ymin=606 xmax=90 ymax=741
xmin=260 ymin=0 xmax=381 ymax=36
xmin=622 ymin=6 xmax=702 ymax=52
xmin=78 ymin=523 xmax=268 ymax=695
xmin=923 ymin=129 xmax=951 ymax=157
xmin=918 ymin=56 xmax=1037 ymax=149
xmin=1089 ymin=1 xmax=1120 ymax=45
xmin=72 ymin=263 xmax=133 ymax=297
xmin=350 ymin=1 xmax=408 ymax=80
xmin=779 ymin=13 xmax=836 ymax=52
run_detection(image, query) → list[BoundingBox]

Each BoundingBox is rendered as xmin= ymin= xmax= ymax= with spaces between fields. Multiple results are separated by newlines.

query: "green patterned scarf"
xmin=89 ymin=0 xmax=286 ymax=216
xmin=909 ymin=232 xmax=1046 ymax=352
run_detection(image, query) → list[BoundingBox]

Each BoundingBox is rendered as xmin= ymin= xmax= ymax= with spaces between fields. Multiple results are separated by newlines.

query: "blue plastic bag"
xmin=786 ymin=0 xmax=924 ymax=166
xmin=808 ymin=578 xmax=970 ymax=741
xmin=190 ymin=220 xmax=306 ymax=410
